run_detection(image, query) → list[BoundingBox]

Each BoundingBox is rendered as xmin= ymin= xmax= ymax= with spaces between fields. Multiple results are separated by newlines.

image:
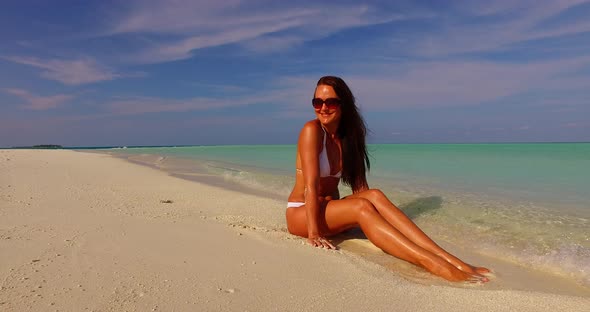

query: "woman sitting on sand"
xmin=286 ymin=76 xmax=490 ymax=282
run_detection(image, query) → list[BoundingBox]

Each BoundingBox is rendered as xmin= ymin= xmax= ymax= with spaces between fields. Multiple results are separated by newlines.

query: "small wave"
xmin=206 ymin=164 xmax=242 ymax=173
xmin=478 ymin=241 xmax=590 ymax=288
xmin=204 ymin=163 xmax=293 ymax=198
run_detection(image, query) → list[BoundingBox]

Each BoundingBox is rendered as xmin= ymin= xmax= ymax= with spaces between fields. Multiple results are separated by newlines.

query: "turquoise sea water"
xmin=104 ymin=143 xmax=590 ymax=287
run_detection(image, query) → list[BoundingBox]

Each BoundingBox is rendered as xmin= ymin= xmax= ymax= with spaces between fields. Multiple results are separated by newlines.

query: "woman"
xmin=286 ymin=76 xmax=490 ymax=282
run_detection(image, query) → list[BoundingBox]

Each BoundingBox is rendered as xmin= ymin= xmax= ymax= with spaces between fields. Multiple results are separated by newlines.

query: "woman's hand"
xmin=306 ymin=195 xmax=336 ymax=249
xmin=307 ymin=236 xmax=336 ymax=249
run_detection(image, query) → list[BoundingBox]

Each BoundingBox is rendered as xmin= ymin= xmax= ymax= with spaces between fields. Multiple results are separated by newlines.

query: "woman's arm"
xmin=298 ymin=121 xmax=323 ymax=239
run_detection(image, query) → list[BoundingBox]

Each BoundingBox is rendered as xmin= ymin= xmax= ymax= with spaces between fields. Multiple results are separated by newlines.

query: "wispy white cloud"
xmin=405 ymin=0 xmax=590 ymax=57
xmin=3 ymin=56 xmax=121 ymax=85
xmin=105 ymin=88 xmax=301 ymax=115
xmin=563 ymin=122 xmax=580 ymax=128
xmin=186 ymin=81 xmax=250 ymax=93
xmin=254 ymin=54 xmax=590 ymax=114
xmin=239 ymin=35 xmax=305 ymax=54
xmin=182 ymin=115 xmax=267 ymax=127
xmin=106 ymin=1 xmax=401 ymax=63
xmin=3 ymin=88 xmax=74 ymax=110
xmin=95 ymin=53 xmax=588 ymax=118
xmin=481 ymin=127 xmax=506 ymax=132
xmin=345 ymin=56 xmax=590 ymax=110
xmin=107 ymin=96 xmax=232 ymax=115
xmin=108 ymin=0 xmax=243 ymax=35
xmin=134 ymin=18 xmax=306 ymax=63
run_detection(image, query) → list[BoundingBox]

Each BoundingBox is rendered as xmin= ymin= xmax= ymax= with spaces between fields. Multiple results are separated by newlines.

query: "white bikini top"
xmin=295 ymin=126 xmax=341 ymax=179
xmin=319 ymin=127 xmax=342 ymax=179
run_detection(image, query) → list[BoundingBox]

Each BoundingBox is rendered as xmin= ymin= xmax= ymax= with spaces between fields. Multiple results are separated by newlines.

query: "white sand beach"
xmin=0 ymin=149 xmax=588 ymax=311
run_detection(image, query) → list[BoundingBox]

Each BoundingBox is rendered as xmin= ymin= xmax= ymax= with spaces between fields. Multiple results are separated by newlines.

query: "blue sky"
xmin=1 ymin=0 xmax=589 ymax=147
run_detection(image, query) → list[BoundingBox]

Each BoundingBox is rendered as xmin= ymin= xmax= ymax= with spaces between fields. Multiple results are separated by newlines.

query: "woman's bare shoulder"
xmin=300 ymin=119 xmax=322 ymax=133
xmin=298 ymin=120 xmax=322 ymax=148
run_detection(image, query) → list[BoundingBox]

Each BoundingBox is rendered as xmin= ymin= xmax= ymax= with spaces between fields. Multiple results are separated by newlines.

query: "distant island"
xmin=12 ymin=145 xmax=64 ymax=149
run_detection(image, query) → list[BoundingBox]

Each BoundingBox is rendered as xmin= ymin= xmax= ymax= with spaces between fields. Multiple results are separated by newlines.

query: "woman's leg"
xmin=347 ymin=189 xmax=490 ymax=275
xmin=285 ymin=198 xmax=485 ymax=282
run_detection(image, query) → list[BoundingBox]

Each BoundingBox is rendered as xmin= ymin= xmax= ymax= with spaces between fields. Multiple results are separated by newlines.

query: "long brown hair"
xmin=316 ymin=76 xmax=370 ymax=192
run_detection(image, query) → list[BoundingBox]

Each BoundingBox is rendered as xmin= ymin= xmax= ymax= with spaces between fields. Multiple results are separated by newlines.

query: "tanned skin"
xmin=286 ymin=84 xmax=490 ymax=282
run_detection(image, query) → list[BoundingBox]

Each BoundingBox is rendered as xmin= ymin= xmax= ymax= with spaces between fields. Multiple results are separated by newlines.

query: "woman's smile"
xmin=314 ymin=85 xmax=342 ymax=127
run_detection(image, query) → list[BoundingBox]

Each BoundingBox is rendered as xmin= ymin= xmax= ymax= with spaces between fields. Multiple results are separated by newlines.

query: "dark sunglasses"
xmin=312 ymin=97 xmax=341 ymax=109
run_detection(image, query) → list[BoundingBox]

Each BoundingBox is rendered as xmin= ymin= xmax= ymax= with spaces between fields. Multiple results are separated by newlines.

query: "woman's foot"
xmin=456 ymin=263 xmax=491 ymax=276
xmin=438 ymin=254 xmax=491 ymax=276
xmin=425 ymin=258 xmax=489 ymax=283
xmin=434 ymin=265 xmax=489 ymax=283
xmin=470 ymin=264 xmax=491 ymax=275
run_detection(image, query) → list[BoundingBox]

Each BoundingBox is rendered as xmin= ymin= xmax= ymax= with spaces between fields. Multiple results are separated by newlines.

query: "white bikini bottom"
xmin=287 ymin=202 xmax=305 ymax=208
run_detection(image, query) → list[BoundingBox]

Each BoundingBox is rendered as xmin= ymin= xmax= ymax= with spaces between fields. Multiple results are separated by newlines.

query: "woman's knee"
xmin=365 ymin=189 xmax=387 ymax=202
xmin=353 ymin=198 xmax=377 ymax=219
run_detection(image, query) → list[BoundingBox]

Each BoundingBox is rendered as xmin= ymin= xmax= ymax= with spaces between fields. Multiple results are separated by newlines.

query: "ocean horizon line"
xmin=2 ymin=140 xmax=590 ymax=150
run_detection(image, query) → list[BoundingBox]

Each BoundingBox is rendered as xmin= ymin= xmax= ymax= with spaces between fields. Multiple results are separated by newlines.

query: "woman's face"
xmin=313 ymin=85 xmax=342 ymax=127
